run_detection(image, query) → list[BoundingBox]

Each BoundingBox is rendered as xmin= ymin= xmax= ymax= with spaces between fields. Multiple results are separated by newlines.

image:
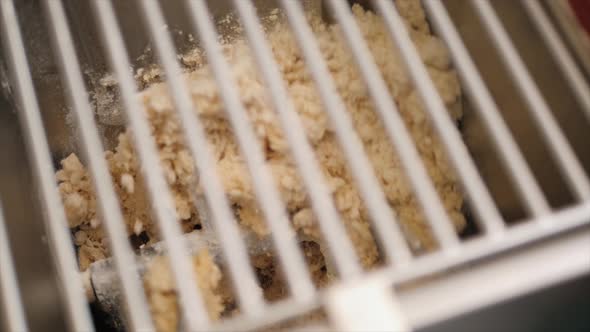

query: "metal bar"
xmin=472 ymin=0 xmax=590 ymax=202
xmin=183 ymin=0 xmax=316 ymax=300
xmin=423 ymin=0 xmax=551 ymax=219
xmin=0 ymin=2 xmax=95 ymax=331
xmin=328 ymin=0 xmax=472 ymax=251
xmin=41 ymin=2 xmax=156 ymax=330
xmin=522 ymin=0 xmax=590 ymax=123
xmin=134 ymin=0 xmax=235 ymax=328
xmin=234 ymin=0 xmax=404 ymax=267
xmin=0 ymin=203 xmax=29 ymax=332
xmin=370 ymin=0 xmax=505 ymax=237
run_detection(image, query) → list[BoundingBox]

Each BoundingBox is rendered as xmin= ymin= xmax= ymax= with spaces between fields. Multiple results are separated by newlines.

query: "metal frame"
xmin=0 ymin=0 xmax=589 ymax=331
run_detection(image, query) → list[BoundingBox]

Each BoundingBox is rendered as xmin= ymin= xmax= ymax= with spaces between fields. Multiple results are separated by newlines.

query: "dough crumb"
xmin=120 ymin=173 xmax=135 ymax=194
xmin=143 ymin=251 xmax=224 ymax=332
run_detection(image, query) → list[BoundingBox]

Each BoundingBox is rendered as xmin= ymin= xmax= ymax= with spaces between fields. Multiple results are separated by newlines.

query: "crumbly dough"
xmin=56 ymin=0 xmax=465 ymax=328
xmin=143 ymin=250 xmax=224 ymax=332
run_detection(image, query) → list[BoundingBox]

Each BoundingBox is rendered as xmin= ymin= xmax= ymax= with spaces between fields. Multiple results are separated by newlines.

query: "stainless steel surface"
xmin=0 ymin=0 xmax=589 ymax=331
xmin=0 ymin=203 xmax=28 ymax=332
xmin=0 ymin=97 xmax=68 ymax=332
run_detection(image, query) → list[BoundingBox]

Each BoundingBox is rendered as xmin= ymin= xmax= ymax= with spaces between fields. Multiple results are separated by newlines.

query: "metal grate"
xmin=1 ymin=0 xmax=589 ymax=331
